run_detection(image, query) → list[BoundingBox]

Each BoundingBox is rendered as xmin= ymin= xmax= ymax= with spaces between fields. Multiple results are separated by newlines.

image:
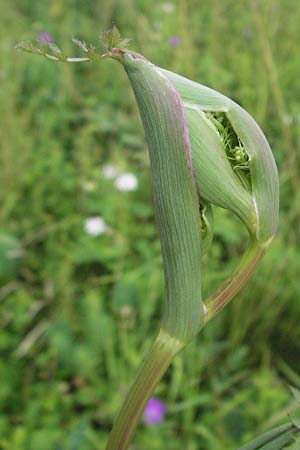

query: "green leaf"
xmin=16 ymin=40 xmax=68 ymax=61
xmin=47 ymin=42 xmax=67 ymax=60
xmin=101 ymin=25 xmax=131 ymax=52
xmin=0 ymin=232 xmax=23 ymax=279
xmin=72 ymin=38 xmax=102 ymax=61
xmin=284 ymin=436 xmax=300 ymax=449
xmin=290 ymin=386 xmax=300 ymax=405
xmin=72 ymin=38 xmax=89 ymax=53
xmin=259 ymin=429 xmax=296 ymax=450
xmin=237 ymin=424 xmax=293 ymax=450
xmin=15 ymin=40 xmax=42 ymax=55
xmin=291 ymin=416 xmax=300 ymax=430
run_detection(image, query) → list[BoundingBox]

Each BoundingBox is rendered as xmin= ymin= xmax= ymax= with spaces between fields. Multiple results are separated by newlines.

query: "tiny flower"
xmin=169 ymin=35 xmax=180 ymax=48
xmin=161 ymin=2 xmax=174 ymax=13
xmin=102 ymin=164 xmax=118 ymax=179
xmin=84 ymin=216 xmax=107 ymax=236
xmin=143 ymin=397 xmax=166 ymax=425
xmin=82 ymin=181 xmax=96 ymax=192
xmin=115 ymin=172 xmax=138 ymax=192
xmin=37 ymin=32 xmax=54 ymax=43
xmin=282 ymin=114 xmax=293 ymax=125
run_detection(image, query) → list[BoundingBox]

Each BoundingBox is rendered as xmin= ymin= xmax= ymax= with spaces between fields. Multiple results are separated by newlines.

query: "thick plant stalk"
xmin=105 ymin=51 xmax=206 ymax=450
xmin=106 ymin=329 xmax=183 ymax=450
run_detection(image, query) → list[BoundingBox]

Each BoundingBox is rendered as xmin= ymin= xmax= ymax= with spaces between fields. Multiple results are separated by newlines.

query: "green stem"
xmin=204 ymin=239 xmax=268 ymax=321
xmin=106 ymin=239 xmax=270 ymax=449
xmin=105 ymin=329 xmax=184 ymax=450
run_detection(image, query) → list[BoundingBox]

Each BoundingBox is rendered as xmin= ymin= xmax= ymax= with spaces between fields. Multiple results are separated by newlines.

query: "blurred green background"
xmin=1 ymin=0 xmax=300 ymax=449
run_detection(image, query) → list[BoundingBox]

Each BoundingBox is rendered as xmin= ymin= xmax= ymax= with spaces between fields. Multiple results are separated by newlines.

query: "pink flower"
xmin=37 ymin=32 xmax=54 ymax=43
xmin=169 ymin=36 xmax=180 ymax=47
xmin=143 ymin=397 xmax=166 ymax=425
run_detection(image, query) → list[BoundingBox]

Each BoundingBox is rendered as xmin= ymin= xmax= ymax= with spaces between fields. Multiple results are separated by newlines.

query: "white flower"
xmin=82 ymin=181 xmax=96 ymax=192
xmin=102 ymin=164 xmax=118 ymax=179
xmin=115 ymin=173 xmax=138 ymax=192
xmin=161 ymin=2 xmax=174 ymax=13
xmin=282 ymin=114 xmax=293 ymax=125
xmin=84 ymin=216 xmax=107 ymax=236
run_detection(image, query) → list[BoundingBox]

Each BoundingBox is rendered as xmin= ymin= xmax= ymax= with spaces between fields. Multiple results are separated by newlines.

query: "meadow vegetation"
xmin=1 ymin=1 xmax=300 ymax=449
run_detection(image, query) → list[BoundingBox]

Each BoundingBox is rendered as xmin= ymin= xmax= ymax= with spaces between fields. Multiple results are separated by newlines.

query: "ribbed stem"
xmin=204 ymin=239 xmax=268 ymax=320
xmin=106 ymin=329 xmax=184 ymax=450
xmin=106 ymin=240 xmax=270 ymax=449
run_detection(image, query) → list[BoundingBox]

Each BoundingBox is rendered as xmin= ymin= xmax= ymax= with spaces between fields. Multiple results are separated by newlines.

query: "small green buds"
xmin=184 ymin=106 xmax=256 ymax=232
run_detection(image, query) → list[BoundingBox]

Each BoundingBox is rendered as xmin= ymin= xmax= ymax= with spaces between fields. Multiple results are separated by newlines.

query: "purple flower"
xmin=169 ymin=35 xmax=180 ymax=48
xmin=143 ymin=397 xmax=166 ymax=425
xmin=37 ymin=32 xmax=54 ymax=43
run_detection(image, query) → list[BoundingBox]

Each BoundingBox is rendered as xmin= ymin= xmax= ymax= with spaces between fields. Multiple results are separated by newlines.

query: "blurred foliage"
xmin=0 ymin=0 xmax=300 ymax=449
